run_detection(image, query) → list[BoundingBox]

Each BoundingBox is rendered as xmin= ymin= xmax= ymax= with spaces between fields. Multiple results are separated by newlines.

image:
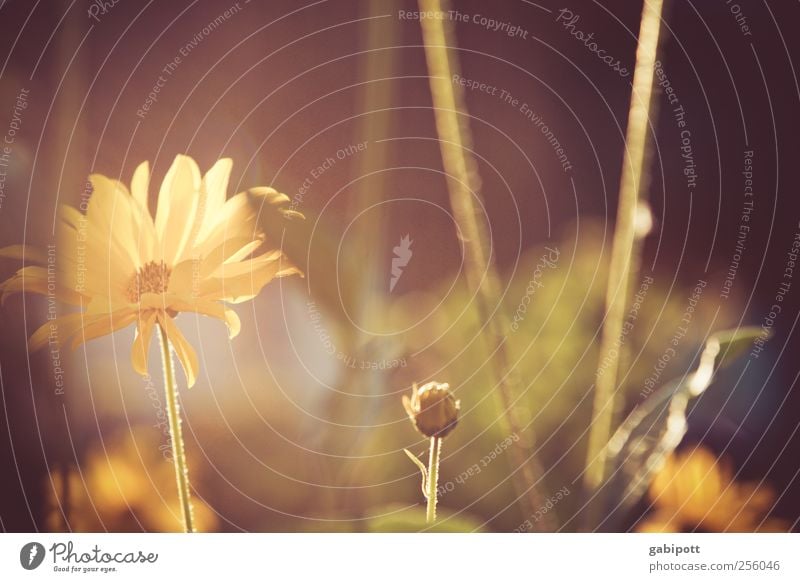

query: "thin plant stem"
xmin=335 ymin=0 xmax=400 ymax=515
xmin=158 ymin=323 xmax=195 ymax=533
xmin=426 ymin=437 xmax=442 ymax=523
xmin=584 ymin=0 xmax=666 ymax=495
xmin=418 ymin=0 xmax=554 ymax=530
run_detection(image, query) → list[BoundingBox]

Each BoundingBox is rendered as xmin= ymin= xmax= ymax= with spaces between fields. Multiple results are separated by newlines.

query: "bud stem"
xmin=426 ymin=437 xmax=442 ymax=523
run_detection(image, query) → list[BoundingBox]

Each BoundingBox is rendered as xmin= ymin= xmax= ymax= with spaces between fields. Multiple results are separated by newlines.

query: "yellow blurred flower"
xmin=0 ymin=155 xmax=301 ymax=386
xmin=637 ymin=447 xmax=789 ymax=532
xmin=45 ymin=428 xmax=217 ymax=532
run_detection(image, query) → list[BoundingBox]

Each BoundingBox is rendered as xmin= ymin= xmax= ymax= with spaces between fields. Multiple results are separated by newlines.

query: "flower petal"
xmin=56 ymin=217 xmax=131 ymax=304
xmin=129 ymin=161 xmax=158 ymax=264
xmin=131 ymin=311 xmax=158 ymax=376
xmin=224 ymin=239 xmax=263 ymax=265
xmin=162 ymin=294 xmax=241 ymax=339
xmin=155 ymin=155 xmax=202 ymax=266
xmin=193 ymin=187 xmax=302 ymax=259
xmin=202 ymin=252 xmax=300 ymax=303
xmin=196 ymin=158 xmax=233 ymax=241
xmin=0 ymin=265 xmax=86 ymax=306
xmin=222 ymin=307 xmax=241 ymax=338
xmin=167 ymin=238 xmax=266 ymax=297
xmin=88 ymin=174 xmax=140 ymax=271
xmin=0 ymin=244 xmax=48 ymax=264
xmin=192 ymin=192 xmax=252 ymax=256
xmin=158 ymin=313 xmax=199 ymax=388
xmin=139 ymin=292 xmax=171 ymax=311
xmin=70 ymin=308 xmax=138 ymax=350
xmin=131 ymin=161 xmax=150 ymax=212
xmin=28 ymin=313 xmax=91 ymax=352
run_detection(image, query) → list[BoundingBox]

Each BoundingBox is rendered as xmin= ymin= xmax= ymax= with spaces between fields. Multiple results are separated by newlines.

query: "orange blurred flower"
xmin=637 ymin=447 xmax=789 ymax=532
xmin=45 ymin=428 xmax=217 ymax=532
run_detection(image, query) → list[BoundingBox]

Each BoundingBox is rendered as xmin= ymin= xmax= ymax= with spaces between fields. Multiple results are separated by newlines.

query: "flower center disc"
xmin=127 ymin=260 xmax=171 ymax=303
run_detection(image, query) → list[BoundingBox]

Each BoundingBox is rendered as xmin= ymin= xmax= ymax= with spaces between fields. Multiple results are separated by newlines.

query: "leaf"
xmin=709 ymin=326 xmax=767 ymax=374
xmin=404 ymin=448 xmax=428 ymax=499
xmin=592 ymin=327 xmax=762 ymax=531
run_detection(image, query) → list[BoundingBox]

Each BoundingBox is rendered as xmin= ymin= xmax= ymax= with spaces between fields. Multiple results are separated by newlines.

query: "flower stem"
xmin=158 ymin=323 xmax=195 ymax=533
xmin=426 ymin=437 xmax=441 ymax=523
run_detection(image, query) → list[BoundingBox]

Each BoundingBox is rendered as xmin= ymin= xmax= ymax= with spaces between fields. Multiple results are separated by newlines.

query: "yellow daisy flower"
xmin=637 ymin=447 xmax=789 ymax=532
xmin=1 ymin=154 xmax=301 ymax=386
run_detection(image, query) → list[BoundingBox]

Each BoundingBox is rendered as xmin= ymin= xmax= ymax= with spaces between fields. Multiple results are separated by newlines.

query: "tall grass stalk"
xmin=418 ymin=0 xmax=553 ymax=530
xmin=584 ymin=0 xmax=666 ymax=495
xmin=333 ymin=0 xmax=400 ymax=514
